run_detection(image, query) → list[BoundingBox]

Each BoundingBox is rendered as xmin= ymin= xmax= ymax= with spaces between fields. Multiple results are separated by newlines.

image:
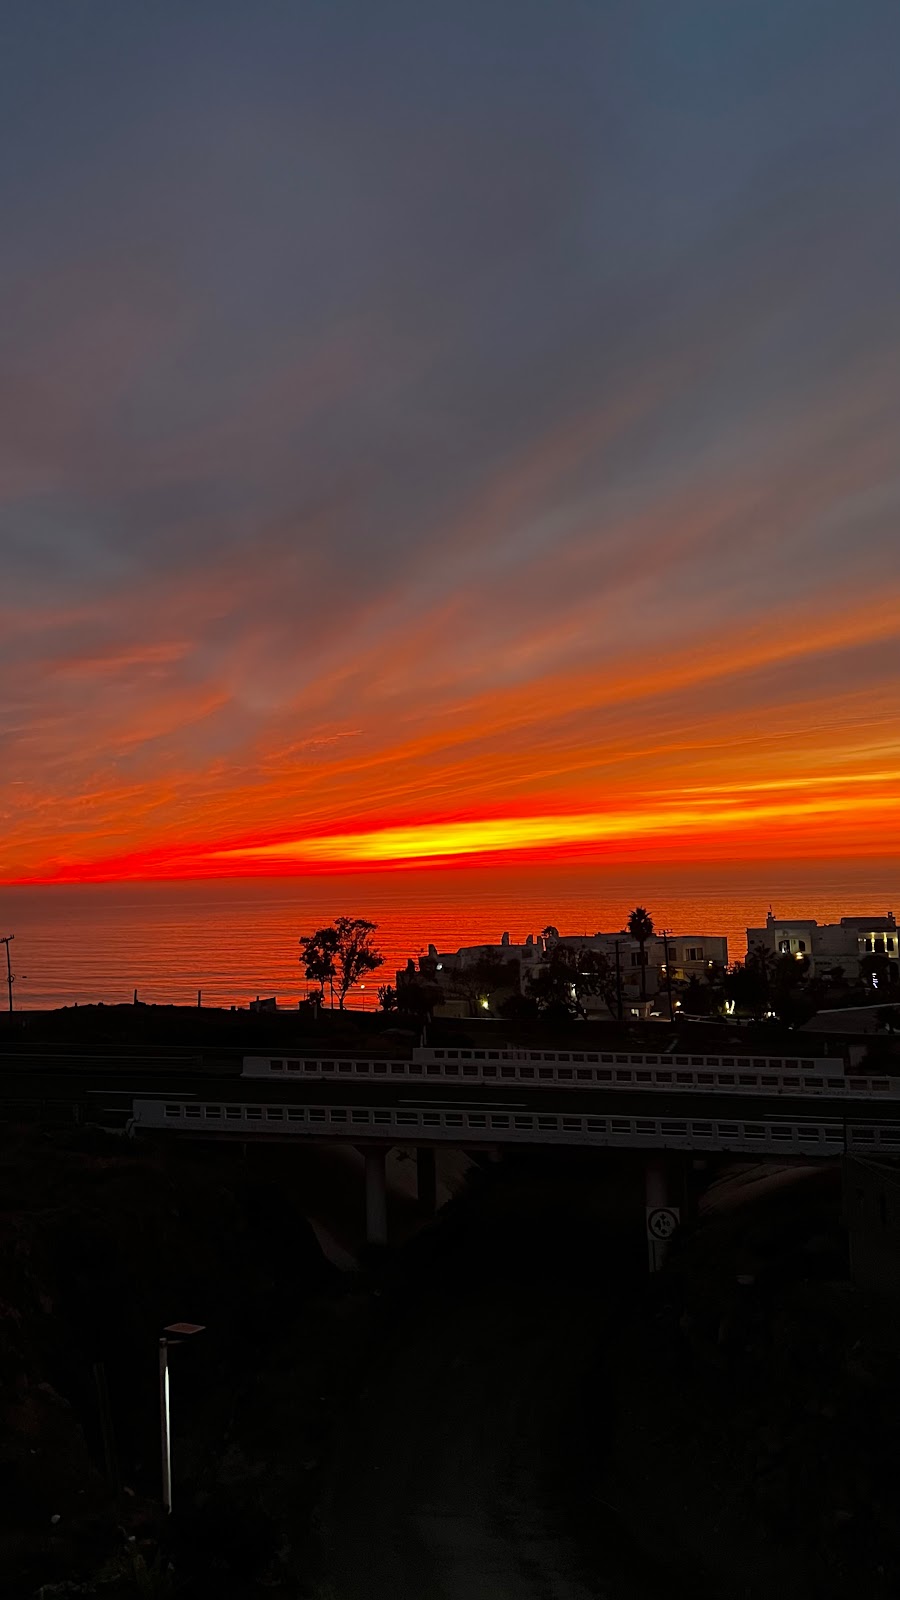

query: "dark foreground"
xmin=2 ymin=1128 xmax=899 ymax=1597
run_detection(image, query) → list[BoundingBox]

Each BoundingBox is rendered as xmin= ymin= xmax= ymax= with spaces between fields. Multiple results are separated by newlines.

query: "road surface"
xmin=320 ymin=1214 xmax=711 ymax=1600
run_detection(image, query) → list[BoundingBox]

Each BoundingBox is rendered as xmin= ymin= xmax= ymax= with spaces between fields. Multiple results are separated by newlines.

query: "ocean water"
xmin=1 ymin=860 xmax=898 ymax=1011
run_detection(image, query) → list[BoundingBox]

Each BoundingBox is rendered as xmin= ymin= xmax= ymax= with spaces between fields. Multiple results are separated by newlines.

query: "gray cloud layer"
xmin=2 ymin=1 xmax=900 ymax=875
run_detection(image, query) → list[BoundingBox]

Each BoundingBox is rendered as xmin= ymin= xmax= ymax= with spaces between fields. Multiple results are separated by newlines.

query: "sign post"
xmin=646 ymin=1205 xmax=680 ymax=1272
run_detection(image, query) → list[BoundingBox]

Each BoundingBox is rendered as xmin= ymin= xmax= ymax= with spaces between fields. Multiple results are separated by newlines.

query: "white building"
xmin=745 ymin=911 xmax=899 ymax=982
xmin=547 ymin=931 xmax=728 ymax=998
xmin=652 ymin=933 xmax=729 ymax=983
xmin=417 ymin=932 xmax=544 ymax=978
xmin=402 ymin=927 xmax=728 ymax=1012
xmin=396 ymin=932 xmax=537 ymax=1014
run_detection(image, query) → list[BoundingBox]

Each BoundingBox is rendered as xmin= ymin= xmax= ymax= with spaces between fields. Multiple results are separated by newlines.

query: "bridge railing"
xmin=240 ymin=1052 xmax=895 ymax=1098
xmin=131 ymin=1096 xmax=882 ymax=1156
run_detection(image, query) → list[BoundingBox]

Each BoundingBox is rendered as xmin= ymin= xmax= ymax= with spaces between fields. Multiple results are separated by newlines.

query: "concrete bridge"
xmin=131 ymin=1044 xmax=900 ymax=1256
xmin=240 ymin=1043 xmax=898 ymax=1097
xmin=3 ymin=1039 xmax=893 ymax=1266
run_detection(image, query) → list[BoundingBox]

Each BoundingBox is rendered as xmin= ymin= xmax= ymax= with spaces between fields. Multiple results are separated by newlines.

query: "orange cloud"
xmin=4 ymin=331 xmax=900 ymax=889
xmin=210 ymin=786 xmax=900 ymax=868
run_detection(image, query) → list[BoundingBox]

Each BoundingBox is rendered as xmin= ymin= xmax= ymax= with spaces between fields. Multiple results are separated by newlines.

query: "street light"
xmin=159 ymin=1321 xmax=205 ymax=1513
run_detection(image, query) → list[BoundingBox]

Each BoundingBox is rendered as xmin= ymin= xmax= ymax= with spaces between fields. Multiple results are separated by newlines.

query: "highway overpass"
xmin=131 ymin=1069 xmax=898 ymax=1253
xmin=4 ymin=1041 xmax=896 ymax=1259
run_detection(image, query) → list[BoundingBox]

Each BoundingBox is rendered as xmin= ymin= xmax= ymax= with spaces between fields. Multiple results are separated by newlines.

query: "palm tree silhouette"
xmin=627 ymin=906 xmax=654 ymax=1001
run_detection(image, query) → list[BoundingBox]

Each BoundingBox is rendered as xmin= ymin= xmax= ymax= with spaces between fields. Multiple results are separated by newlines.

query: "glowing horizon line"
xmin=211 ymin=791 xmax=898 ymax=866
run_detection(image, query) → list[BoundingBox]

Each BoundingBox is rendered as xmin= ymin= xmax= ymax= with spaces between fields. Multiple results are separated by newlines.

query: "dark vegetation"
xmin=612 ymin=1170 xmax=900 ymax=1598
xmin=4 ymin=1107 xmax=900 ymax=1597
xmin=0 ymin=1125 xmax=357 ymax=1597
xmin=0 ymin=1001 xmax=419 ymax=1058
xmin=0 ymin=1001 xmax=782 ymax=1054
xmin=4 ymin=999 xmax=900 ymax=1078
xmin=677 ymin=943 xmax=900 ymax=1028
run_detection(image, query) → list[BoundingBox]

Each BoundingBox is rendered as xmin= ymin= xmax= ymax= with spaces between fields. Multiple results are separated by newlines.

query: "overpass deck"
xmin=133 ymin=1091 xmax=900 ymax=1159
xmin=127 ymin=1064 xmax=900 ymax=1155
xmin=1 ymin=1059 xmax=897 ymax=1120
xmin=3 ymin=1048 xmax=899 ymax=1159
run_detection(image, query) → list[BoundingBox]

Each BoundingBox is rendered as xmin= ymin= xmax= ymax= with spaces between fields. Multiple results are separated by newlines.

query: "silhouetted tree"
xmin=681 ymin=975 xmax=711 ymax=1016
xmin=768 ymin=951 xmax=814 ymax=1024
xmin=705 ymin=960 xmax=727 ymax=1014
xmin=299 ymin=917 xmax=384 ymax=1009
xmin=397 ymin=981 xmax=442 ymax=1022
xmin=527 ymin=943 xmax=613 ymax=1018
xmin=448 ymin=958 xmax=518 ymax=1017
xmin=378 ymin=984 xmax=397 ymax=1013
xmin=774 ymin=951 xmax=810 ymax=989
xmin=299 ymin=926 xmax=339 ymax=1007
xmin=859 ymin=953 xmax=897 ymax=995
xmin=725 ymin=944 xmax=777 ymax=1018
xmin=627 ymin=906 xmax=654 ymax=1000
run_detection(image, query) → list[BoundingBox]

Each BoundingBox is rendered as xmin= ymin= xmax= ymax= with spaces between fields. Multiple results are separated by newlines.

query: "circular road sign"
xmin=646 ymin=1206 xmax=680 ymax=1242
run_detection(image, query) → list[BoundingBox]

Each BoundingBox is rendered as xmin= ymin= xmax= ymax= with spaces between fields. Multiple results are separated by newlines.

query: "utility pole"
xmin=661 ymin=929 xmax=675 ymax=1021
xmin=614 ymin=939 xmax=624 ymax=1023
xmin=1 ymin=936 xmax=13 ymax=1013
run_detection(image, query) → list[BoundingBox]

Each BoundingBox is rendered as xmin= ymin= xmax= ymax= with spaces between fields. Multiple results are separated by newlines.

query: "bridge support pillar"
xmin=645 ymin=1154 xmax=680 ymax=1273
xmin=365 ymin=1148 xmax=389 ymax=1246
xmin=416 ymin=1146 xmax=437 ymax=1215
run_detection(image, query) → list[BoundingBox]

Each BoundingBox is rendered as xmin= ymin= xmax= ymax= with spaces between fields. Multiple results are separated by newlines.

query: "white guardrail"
xmin=240 ymin=1048 xmax=896 ymax=1098
xmin=131 ymin=1097 xmax=900 ymax=1157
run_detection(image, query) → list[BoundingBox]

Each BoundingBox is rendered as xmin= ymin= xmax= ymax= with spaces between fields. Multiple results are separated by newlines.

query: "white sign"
xmin=646 ymin=1206 xmax=680 ymax=1242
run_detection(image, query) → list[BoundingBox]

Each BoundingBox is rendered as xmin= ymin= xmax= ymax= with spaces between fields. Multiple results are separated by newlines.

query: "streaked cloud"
xmin=2 ymin=2 xmax=900 ymax=885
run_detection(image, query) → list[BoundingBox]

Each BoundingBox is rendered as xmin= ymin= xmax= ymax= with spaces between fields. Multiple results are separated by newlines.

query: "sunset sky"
xmin=3 ymin=2 xmax=900 ymax=886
